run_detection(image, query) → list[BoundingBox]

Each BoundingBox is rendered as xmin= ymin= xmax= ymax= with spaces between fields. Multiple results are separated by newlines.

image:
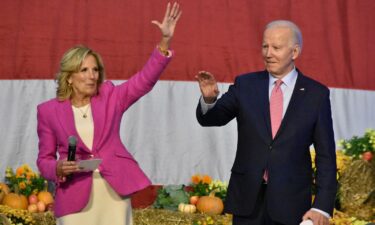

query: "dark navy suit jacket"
xmin=196 ymin=69 xmax=337 ymax=225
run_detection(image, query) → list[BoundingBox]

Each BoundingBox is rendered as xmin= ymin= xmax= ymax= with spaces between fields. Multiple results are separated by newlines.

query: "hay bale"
xmin=0 ymin=205 xmax=56 ymax=225
xmin=0 ymin=214 xmax=11 ymax=225
xmin=133 ymin=208 xmax=232 ymax=225
xmin=32 ymin=211 xmax=56 ymax=225
xmin=338 ymin=159 xmax=375 ymax=220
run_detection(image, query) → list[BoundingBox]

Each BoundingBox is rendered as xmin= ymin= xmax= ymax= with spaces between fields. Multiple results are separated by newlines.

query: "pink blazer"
xmin=36 ymin=49 xmax=172 ymax=217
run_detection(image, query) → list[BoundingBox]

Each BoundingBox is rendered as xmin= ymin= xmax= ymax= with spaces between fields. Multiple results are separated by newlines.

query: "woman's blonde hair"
xmin=56 ymin=45 xmax=105 ymax=101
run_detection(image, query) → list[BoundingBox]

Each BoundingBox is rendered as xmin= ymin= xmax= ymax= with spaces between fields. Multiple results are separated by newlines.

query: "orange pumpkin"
xmin=37 ymin=191 xmax=54 ymax=205
xmin=2 ymin=193 xmax=28 ymax=210
xmin=196 ymin=191 xmax=224 ymax=215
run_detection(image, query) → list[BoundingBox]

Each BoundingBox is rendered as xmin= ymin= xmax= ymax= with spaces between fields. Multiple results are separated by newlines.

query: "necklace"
xmin=77 ymin=104 xmax=90 ymax=118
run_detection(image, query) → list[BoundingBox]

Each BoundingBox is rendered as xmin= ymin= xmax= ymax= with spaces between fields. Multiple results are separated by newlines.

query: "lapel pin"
xmin=300 ymin=88 xmax=305 ymax=91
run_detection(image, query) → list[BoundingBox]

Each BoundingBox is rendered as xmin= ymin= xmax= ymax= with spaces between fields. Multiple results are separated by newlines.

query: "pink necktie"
xmin=270 ymin=79 xmax=283 ymax=138
xmin=264 ymin=79 xmax=283 ymax=183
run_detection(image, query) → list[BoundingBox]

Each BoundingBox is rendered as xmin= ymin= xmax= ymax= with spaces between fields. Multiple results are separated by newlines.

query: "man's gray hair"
xmin=265 ymin=20 xmax=303 ymax=52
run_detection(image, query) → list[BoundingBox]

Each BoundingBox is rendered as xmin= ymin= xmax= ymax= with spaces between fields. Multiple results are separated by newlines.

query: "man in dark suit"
xmin=196 ymin=20 xmax=337 ymax=225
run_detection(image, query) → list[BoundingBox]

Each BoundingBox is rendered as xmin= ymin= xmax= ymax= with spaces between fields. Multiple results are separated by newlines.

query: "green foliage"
xmin=190 ymin=174 xmax=227 ymax=201
xmin=338 ymin=129 xmax=375 ymax=159
xmin=191 ymin=181 xmax=227 ymax=201
xmin=153 ymin=185 xmax=189 ymax=210
xmin=4 ymin=164 xmax=46 ymax=197
xmin=190 ymin=181 xmax=210 ymax=197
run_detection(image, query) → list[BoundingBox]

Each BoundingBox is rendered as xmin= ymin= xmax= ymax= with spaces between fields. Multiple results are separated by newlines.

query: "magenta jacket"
xmin=36 ymin=49 xmax=172 ymax=217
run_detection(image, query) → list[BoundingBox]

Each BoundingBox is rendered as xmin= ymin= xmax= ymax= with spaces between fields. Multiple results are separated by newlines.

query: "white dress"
xmin=57 ymin=104 xmax=133 ymax=225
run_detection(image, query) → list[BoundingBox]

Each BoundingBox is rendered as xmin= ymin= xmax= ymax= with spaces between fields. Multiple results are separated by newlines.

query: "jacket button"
xmin=269 ymin=146 xmax=273 ymax=150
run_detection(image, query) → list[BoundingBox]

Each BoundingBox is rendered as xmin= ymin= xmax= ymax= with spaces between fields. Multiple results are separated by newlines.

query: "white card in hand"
xmin=78 ymin=159 xmax=102 ymax=171
xmin=300 ymin=220 xmax=313 ymax=225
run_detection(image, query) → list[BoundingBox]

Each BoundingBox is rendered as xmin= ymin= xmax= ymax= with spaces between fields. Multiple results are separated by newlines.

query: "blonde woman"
xmin=36 ymin=3 xmax=181 ymax=225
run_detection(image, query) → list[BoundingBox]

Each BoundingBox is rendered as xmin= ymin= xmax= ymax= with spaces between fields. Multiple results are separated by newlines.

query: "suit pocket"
xmin=225 ymin=170 xmax=263 ymax=216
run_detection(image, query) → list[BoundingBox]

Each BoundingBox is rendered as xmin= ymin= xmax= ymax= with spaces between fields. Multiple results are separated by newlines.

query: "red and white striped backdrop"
xmin=1 ymin=0 xmax=374 ymax=184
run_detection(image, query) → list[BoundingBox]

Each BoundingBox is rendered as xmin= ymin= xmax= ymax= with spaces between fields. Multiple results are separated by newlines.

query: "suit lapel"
xmin=56 ymin=100 xmax=77 ymax=138
xmin=254 ymin=72 xmax=272 ymax=141
xmin=274 ymin=71 xmax=307 ymax=139
xmin=90 ymin=94 xmax=105 ymax=151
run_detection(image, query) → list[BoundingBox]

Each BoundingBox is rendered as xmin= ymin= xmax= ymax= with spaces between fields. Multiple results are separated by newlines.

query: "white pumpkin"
xmin=178 ymin=203 xmax=196 ymax=213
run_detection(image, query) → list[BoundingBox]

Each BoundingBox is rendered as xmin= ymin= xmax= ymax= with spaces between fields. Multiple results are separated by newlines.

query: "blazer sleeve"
xmin=311 ymin=88 xmax=337 ymax=216
xmin=115 ymin=48 xmax=173 ymax=112
xmin=36 ymin=104 xmax=59 ymax=183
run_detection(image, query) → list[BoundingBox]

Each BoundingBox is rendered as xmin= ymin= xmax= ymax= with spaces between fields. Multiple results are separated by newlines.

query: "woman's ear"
xmin=67 ymin=75 xmax=72 ymax=86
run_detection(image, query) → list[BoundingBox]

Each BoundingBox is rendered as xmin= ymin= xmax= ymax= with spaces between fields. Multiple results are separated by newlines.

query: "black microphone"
xmin=67 ymin=136 xmax=77 ymax=161
xmin=67 ymin=136 xmax=77 ymax=180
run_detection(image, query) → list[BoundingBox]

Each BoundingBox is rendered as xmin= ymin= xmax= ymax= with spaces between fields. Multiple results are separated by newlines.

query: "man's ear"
xmin=292 ymin=45 xmax=301 ymax=60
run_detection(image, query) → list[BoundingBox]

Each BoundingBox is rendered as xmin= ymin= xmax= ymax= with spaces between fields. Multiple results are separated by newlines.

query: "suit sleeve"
xmin=196 ymin=77 xmax=239 ymax=127
xmin=115 ymin=48 xmax=172 ymax=112
xmin=36 ymin=105 xmax=59 ymax=183
xmin=312 ymin=88 xmax=337 ymax=216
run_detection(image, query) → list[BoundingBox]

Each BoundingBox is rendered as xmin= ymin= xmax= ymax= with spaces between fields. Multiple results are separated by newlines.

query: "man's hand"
xmin=195 ymin=71 xmax=219 ymax=104
xmin=302 ymin=210 xmax=329 ymax=225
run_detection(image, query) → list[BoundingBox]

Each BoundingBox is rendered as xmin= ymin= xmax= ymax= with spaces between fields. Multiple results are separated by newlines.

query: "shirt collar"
xmin=268 ymin=67 xmax=298 ymax=87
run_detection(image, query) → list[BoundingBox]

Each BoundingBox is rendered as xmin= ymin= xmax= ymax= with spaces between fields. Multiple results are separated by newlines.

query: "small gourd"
xmin=178 ymin=203 xmax=197 ymax=213
xmin=0 ymin=183 xmax=10 ymax=203
xmin=38 ymin=181 xmax=54 ymax=206
xmin=0 ymin=183 xmax=10 ymax=195
xmin=37 ymin=191 xmax=54 ymax=205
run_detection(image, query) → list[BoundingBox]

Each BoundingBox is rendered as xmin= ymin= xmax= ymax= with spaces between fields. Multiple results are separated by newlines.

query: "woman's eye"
xmin=93 ymin=68 xmax=99 ymax=72
xmin=80 ymin=68 xmax=87 ymax=72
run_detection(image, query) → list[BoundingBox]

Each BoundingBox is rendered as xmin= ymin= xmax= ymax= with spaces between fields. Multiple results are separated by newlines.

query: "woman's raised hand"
xmin=152 ymin=2 xmax=182 ymax=51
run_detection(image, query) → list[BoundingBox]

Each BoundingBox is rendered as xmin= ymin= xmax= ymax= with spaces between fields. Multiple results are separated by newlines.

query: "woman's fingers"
xmin=151 ymin=2 xmax=182 ymax=38
xmin=170 ymin=2 xmax=180 ymax=19
xmin=62 ymin=161 xmax=79 ymax=174
xmin=163 ymin=2 xmax=171 ymax=21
